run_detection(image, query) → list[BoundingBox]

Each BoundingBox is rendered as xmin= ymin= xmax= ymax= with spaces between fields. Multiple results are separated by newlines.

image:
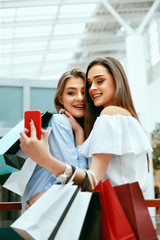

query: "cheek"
xmin=88 ymin=88 xmax=92 ymax=97
xmin=63 ymin=97 xmax=73 ymax=109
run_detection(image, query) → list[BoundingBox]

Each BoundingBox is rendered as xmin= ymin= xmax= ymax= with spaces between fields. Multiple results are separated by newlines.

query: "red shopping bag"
xmin=114 ymin=182 xmax=158 ymax=240
xmin=93 ymin=179 xmax=136 ymax=240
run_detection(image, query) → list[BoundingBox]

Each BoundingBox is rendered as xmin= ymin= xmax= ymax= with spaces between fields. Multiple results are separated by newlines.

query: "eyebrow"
xmin=87 ymin=74 xmax=105 ymax=81
xmin=65 ymin=87 xmax=84 ymax=90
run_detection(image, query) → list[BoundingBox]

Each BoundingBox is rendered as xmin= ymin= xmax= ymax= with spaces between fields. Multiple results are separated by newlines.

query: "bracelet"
xmin=56 ymin=163 xmax=72 ymax=184
xmin=87 ymin=170 xmax=98 ymax=185
xmin=84 ymin=170 xmax=94 ymax=191
xmin=69 ymin=166 xmax=78 ymax=183
xmin=71 ymin=165 xmax=76 ymax=175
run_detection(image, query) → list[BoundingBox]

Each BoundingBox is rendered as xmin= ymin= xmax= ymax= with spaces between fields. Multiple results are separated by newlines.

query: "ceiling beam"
xmin=102 ymin=0 xmax=134 ymax=34
xmin=0 ymin=32 xmax=121 ymax=44
xmin=0 ymin=42 xmax=125 ymax=58
xmin=137 ymin=0 xmax=160 ymax=33
xmin=0 ymin=47 xmax=125 ymax=69
xmin=69 ymin=53 xmax=125 ymax=66
xmin=111 ymin=0 xmax=154 ymax=3
xmin=0 ymin=0 xmax=155 ymax=8
xmin=0 ymin=0 xmax=100 ymax=8
xmin=0 ymin=13 xmax=148 ymax=29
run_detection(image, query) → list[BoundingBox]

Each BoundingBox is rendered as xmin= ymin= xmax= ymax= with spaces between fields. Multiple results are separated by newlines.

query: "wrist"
xmin=74 ymin=126 xmax=83 ymax=135
xmin=75 ymin=128 xmax=85 ymax=146
xmin=43 ymin=154 xmax=56 ymax=172
xmin=56 ymin=163 xmax=72 ymax=184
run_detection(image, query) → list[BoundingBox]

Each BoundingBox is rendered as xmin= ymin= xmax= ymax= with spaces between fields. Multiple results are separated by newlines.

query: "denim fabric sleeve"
xmin=49 ymin=114 xmax=88 ymax=168
xmin=76 ymin=145 xmax=88 ymax=169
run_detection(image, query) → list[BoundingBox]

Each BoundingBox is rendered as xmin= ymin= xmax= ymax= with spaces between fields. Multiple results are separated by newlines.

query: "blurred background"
xmin=0 ymin=0 xmax=159 ymax=130
xmin=0 ymin=0 xmax=160 ymax=235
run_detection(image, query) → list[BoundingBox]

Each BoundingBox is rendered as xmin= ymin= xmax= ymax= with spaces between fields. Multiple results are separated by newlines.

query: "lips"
xmin=73 ymin=105 xmax=85 ymax=108
xmin=92 ymin=93 xmax=102 ymax=98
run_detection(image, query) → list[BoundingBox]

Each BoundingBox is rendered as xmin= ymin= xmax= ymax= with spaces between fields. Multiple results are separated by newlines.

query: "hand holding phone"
xmin=24 ymin=110 xmax=42 ymax=140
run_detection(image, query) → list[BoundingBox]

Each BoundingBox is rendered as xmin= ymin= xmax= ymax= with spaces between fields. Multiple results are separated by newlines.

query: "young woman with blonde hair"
xmin=22 ymin=68 xmax=88 ymax=210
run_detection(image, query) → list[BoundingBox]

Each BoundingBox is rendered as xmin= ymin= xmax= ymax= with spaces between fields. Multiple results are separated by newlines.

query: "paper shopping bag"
xmin=51 ymin=190 xmax=92 ymax=240
xmin=114 ymin=182 xmax=158 ymax=240
xmin=52 ymin=170 xmax=101 ymax=240
xmin=11 ymin=182 xmax=80 ymax=240
xmin=79 ymin=191 xmax=101 ymax=240
xmin=0 ymin=110 xmax=53 ymax=186
xmin=3 ymin=157 xmax=36 ymax=196
xmin=3 ymin=126 xmax=52 ymax=196
xmin=93 ymin=179 xmax=136 ymax=240
xmin=0 ymin=120 xmax=24 ymax=179
xmin=3 ymin=110 xmax=53 ymax=171
xmin=4 ymin=141 xmax=27 ymax=170
xmin=0 ymin=174 xmax=12 ymax=185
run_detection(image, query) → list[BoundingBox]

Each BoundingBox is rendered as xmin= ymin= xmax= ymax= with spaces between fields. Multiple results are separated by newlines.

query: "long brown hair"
xmin=84 ymin=57 xmax=139 ymax=137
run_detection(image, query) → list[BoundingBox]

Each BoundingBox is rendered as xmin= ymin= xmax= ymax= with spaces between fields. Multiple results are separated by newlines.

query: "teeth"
xmin=93 ymin=94 xmax=101 ymax=98
xmin=74 ymin=105 xmax=84 ymax=108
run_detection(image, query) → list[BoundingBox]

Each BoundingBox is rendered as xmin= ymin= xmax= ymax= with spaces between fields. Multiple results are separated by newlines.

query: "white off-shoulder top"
xmin=79 ymin=115 xmax=152 ymax=196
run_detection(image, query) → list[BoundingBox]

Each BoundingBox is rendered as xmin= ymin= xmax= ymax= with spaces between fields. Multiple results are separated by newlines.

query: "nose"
xmin=76 ymin=92 xmax=84 ymax=101
xmin=90 ymin=82 xmax=97 ymax=90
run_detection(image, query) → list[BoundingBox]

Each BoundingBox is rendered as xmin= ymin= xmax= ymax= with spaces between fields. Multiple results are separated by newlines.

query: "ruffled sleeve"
xmin=79 ymin=115 xmax=152 ymax=158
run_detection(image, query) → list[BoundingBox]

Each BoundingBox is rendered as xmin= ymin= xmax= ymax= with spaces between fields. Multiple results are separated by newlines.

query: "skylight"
xmin=54 ymin=23 xmax=86 ymax=35
xmin=59 ymin=4 xmax=97 ymax=18
xmin=0 ymin=1 xmax=97 ymax=81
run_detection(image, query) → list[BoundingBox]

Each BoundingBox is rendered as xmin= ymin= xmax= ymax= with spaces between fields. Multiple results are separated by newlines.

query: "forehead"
xmin=65 ymin=76 xmax=84 ymax=88
xmin=87 ymin=64 xmax=111 ymax=80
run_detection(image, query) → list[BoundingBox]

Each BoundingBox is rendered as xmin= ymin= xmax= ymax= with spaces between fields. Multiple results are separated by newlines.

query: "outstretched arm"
xmin=20 ymin=120 xmax=111 ymax=190
xmin=20 ymin=120 xmax=65 ymax=176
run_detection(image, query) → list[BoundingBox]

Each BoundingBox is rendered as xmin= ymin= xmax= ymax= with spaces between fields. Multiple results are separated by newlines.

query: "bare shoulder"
xmin=100 ymin=106 xmax=132 ymax=116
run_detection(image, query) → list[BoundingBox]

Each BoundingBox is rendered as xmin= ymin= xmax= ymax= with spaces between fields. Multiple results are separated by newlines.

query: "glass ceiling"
xmin=0 ymin=1 xmax=97 ymax=81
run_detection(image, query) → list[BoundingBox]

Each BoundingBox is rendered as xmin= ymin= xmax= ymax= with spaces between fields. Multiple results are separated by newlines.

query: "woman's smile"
xmin=88 ymin=65 xmax=116 ymax=107
xmin=59 ymin=77 xmax=85 ymax=118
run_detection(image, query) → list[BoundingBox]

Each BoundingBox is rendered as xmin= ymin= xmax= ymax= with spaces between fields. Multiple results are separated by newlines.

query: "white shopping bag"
xmin=11 ymin=182 xmax=79 ymax=240
xmin=3 ymin=126 xmax=52 ymax=196
xmin=3 ymin=157 xmax=36 ymax=196
xmin=53 ymin=191 xmax=92 ymax=240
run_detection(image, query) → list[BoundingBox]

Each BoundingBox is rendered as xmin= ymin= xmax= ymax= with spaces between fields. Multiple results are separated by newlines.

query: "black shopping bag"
xmin=4 ymin=140 xmax=27 ymax=170
xmin=79 ymin=191 xmax=101 ymax=240
xmin=0 ymin=110 xmax=53 ymax=183
xmin=0 ymin=120 xmax=24 ymax=181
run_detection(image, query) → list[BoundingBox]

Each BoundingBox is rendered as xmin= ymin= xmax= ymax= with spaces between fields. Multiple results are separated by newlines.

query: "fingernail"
xmin=59 ymin=109 xmax=64 ymax=114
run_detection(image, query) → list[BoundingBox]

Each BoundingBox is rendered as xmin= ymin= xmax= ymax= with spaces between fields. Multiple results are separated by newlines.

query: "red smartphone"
xmin=24 ymin=110 xmax=42 ymax=140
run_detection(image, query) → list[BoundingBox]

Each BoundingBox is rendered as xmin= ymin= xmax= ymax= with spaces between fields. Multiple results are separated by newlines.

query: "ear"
xmin=58 ymin=96 xmax=63 ymax=105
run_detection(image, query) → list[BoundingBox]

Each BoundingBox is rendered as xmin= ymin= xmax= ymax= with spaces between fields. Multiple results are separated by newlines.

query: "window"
xmin=0 ymin=86 xmax=23 ymax=127
xmin=148 ymin=20 xmax=160 ymax=65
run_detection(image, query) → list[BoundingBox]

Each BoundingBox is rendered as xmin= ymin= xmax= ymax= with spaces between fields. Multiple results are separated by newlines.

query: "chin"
xmin=93 ymin=101 xmax=102 ymax=107
xmin=74 ymin=113 xmax=84 ymax=118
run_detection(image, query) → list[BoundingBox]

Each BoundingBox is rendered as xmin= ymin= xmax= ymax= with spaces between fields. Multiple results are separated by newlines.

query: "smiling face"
xmin=59 ymin=76 xmax=85 ymax=118
xmin=87 ymin=64 xmax=116 ymax=108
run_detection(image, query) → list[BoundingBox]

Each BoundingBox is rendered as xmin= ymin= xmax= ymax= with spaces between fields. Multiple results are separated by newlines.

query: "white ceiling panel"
xmin=0 ymin=0 xmax=160 ymax=81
